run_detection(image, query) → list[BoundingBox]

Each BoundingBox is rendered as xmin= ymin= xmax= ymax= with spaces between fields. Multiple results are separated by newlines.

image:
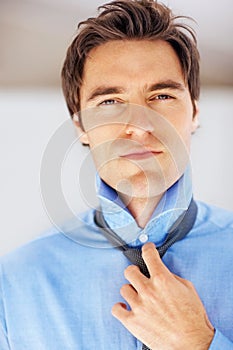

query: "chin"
xmin=114 ymin=170 xmax=179 ymax=199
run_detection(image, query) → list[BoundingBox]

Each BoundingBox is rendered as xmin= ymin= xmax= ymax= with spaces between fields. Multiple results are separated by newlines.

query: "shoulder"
xmin=197 ymin=200 xmax=233 ymax=227
xmin=0 ymin=227 xmax=63 ymax=271
xmin=195 ymin=200 xmax=233 ymax=238
xmin=0 ymin=208 xmax=98 ymax=270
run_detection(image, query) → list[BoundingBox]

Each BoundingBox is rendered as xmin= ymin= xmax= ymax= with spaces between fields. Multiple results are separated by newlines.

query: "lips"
xmin=121 ymin=148 xmax=163 ymax=160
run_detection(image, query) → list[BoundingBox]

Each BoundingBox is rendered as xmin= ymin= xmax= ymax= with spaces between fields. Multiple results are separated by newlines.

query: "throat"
xmin=118 ymin=193 xmax=164 ymax=228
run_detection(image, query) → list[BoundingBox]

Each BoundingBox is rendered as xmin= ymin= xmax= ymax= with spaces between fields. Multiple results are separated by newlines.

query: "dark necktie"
xmin=94 ymin=198 xmax=197 ymax=349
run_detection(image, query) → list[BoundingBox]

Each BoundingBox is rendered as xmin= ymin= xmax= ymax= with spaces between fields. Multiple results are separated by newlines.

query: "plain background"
xmin=0 ymin=0 xmax=233 ymax=255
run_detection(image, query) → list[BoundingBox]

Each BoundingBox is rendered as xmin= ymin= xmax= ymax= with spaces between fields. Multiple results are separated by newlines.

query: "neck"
xmin=118 ymin=192 xmax=164 ymax=228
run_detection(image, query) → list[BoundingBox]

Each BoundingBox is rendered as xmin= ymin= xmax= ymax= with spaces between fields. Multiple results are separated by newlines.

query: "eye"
xmin=99 ymin=99 xmax=120 ymax=106
xmin=154 ymin=94 xmax=173 ymax=100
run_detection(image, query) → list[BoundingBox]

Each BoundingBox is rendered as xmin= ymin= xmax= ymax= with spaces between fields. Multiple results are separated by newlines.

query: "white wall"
xmin=0 ymin=87 xmax=232 ymax=255
xmin=191 ymin=88 xmax=233 ymax=209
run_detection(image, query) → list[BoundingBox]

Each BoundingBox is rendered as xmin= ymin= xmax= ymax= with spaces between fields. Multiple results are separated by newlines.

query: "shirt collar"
xmin=97 ymin=165 xmax=193 ymax=247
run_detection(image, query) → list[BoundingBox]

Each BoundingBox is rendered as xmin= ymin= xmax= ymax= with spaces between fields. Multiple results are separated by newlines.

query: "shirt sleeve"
xmin=209 ymin=329 xmax=233 ymax=349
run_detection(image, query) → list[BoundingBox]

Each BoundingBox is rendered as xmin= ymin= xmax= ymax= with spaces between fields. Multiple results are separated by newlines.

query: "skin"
xmin=112 ymin=242 xmax=214 ymax=349
xmin=74 ymin=39 xmax=214 ymax=348
xmin=76 ymin=39 xmax=199 ymax=227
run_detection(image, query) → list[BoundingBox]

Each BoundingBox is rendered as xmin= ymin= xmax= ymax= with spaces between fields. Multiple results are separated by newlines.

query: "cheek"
xmin=87 ymin=125 xmax=125 ymax=147
xmin=167 ymin=110 xmax=194 ymax=143
xmin=87 ymin=126 xmax=123 ymax=173
xmin=174 ymin=124 xmax=193 ymax=152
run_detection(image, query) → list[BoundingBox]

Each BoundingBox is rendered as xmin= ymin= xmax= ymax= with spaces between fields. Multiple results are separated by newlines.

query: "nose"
xmin=125 ymin=104 xmax=155 ymax=136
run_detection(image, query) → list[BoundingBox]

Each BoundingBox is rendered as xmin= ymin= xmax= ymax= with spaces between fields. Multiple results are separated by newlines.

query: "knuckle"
xmin=142 ymin=242 xmax=155 ymax=252
xmin=111 ymin=304 xmax=121 ymax=317
xmin=152 ymin=270 xmax=167 ymax=285
xmin=111 ymin=303 xmax=128 ymax=318
xmin=111 ymin=304 xmax=118 ymax=315
xmin=120 ymin=284 xmax=130 ymax=295
xmin=142 ymin=243 xmax=157 ymax=257
xmin=124 ymin=264 xmax=139 ymax=276
xmin=141 ymin=282 xmax=156 ymax=300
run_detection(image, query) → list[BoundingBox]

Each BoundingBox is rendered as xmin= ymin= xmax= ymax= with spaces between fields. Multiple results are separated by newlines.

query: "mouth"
xmin=121 ymin=149 xmax=163 ymax=160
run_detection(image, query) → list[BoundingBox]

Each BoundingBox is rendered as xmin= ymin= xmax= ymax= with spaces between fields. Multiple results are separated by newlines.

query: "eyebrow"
xmin=87 ymin=87 xmax=125 ymax=102
xmin=86 ymin=79 xmax=185 ymax=102
xmin=147 ymin=80 xmax=185 ymax=92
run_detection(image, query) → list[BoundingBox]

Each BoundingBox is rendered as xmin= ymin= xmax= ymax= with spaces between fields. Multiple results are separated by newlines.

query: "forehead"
xmin=84 ymin=39 xmax=182 ymax=73
xmin=80 ymin=40 xmax=185 ymax=100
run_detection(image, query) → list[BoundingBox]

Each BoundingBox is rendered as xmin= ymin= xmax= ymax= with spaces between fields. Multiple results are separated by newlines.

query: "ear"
xmin=191 ymin=101 xmax=200 ymax=134
xmin=73 ymin=113 xmax=90 ymax=145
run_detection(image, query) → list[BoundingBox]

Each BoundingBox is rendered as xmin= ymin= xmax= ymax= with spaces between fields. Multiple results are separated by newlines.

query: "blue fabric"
xmin=0 ymin=172 xmax=233 ymax=349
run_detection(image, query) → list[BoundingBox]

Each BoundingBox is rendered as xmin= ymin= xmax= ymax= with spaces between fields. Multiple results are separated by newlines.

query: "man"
xmin=0 ymin=1 xmax=233 ymax=349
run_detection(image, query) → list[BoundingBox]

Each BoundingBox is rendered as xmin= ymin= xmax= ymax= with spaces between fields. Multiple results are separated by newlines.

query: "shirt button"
xmin=139 ymin=233 xmax=148 ymax=243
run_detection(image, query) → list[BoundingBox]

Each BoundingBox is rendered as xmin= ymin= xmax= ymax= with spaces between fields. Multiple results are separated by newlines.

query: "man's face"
xmin=76 ymin=40 xmax=198 ymax=199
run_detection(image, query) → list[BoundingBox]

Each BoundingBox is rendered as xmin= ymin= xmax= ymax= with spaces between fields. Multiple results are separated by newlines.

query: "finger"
xmin=111 ymin=302 xmax=130 ymax=321
xmin=120 ymin=283 xmax=138 ymax=308
xmin=142 ymin=242 xmax=171 ymax=278
xmin=124 ymin=265 xmax=148 ymax=293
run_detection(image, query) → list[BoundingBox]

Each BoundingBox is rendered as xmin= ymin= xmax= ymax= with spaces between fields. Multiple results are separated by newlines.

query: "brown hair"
xmin=61 ymin=0 xmax=200 ymax=117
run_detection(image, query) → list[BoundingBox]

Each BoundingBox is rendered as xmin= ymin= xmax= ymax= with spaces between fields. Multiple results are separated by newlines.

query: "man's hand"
xmin=112 ymin=242 xmax=214 ymax=350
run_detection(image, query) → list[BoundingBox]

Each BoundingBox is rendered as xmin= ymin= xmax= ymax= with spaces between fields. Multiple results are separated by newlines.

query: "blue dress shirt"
xmin=0 ymin=170 xmax=233 ymax=349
